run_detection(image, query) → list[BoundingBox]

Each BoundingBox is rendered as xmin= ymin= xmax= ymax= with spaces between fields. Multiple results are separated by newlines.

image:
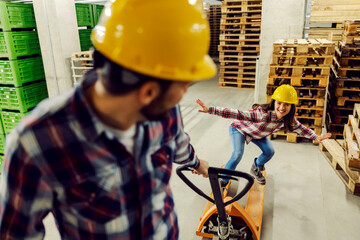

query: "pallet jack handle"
xmin=176 ymin=166 xmax=254 ymax=207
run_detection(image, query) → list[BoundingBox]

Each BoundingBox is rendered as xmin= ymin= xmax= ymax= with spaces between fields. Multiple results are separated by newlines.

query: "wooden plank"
xmin=343 ymin=124 xmax=360 ymax=160
xmin=312 ymin=5 xmax=360 ymax=11
xmin=321 ymin=139 xmax=345 ymax=160
xmin=353 ymin=104 xmax=360 ymax=118
xmin=347 ymin=116 xmax=360 ymax=170
xmin=319 ymin=139 xmax=360 ymax=195
xmin=312 ymin=0 xmax=360 ymax=5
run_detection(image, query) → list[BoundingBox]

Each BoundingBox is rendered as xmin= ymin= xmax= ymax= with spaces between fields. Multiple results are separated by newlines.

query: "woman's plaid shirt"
xmin=209 ymin=106 xmax=318 ymax=144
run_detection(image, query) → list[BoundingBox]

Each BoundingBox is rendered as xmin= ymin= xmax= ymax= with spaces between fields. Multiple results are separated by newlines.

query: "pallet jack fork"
xmin=177 ymin=166 xmax=266 ymax=240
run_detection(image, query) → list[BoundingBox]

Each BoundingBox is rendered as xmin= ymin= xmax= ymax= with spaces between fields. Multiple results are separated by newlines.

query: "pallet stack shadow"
xmin=327 ymin=20 xmax=360 ymax=139
xmin=266 ymin=39 xmax=335 ymax=143
xmin=206 ymin=4 xmax=221 ymax=58
xmin=218 ymin=0 xmax=262 ymax=89
xmin=319 ymin=103 xmax=360 ymax=196
xmin=0 ymin=1 xmax=48 ymax=168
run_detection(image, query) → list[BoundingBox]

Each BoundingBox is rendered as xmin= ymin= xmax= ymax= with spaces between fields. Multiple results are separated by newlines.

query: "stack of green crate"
xmin=0 ymin=2 xmax=48 ymax=166
xmin=76 ymin=3 xmax=104 ymax=51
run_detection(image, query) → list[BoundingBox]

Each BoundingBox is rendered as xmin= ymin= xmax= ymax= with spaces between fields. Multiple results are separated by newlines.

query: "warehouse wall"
xmin=256 ymin=0 xmax=306 ymax=103
xmin=33 ymin=0 xmax=80 ymax=97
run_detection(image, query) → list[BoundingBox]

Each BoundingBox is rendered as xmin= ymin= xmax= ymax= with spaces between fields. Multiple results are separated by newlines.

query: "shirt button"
xmin=166 ymin=154 xmax=170 ymax=159
xmin=90 ymin=193 xmax=96 ymax=198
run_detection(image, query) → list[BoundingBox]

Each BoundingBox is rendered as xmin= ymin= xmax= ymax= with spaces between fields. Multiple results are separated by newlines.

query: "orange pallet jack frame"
xmin=177 ymin=166 xmax=266 ymax=240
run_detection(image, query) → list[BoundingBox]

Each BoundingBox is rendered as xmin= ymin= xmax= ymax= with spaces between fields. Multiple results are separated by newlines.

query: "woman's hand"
xmin=315 ymin=132 xmax=332 ymax=143
xmin=196 ymin=99 xmax=209 ymax=113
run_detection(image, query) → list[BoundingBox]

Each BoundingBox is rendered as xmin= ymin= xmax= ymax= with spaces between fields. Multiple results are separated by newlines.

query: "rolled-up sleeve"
xmin=208 ymin=107 xmax=266 ymax=122
xmin=292 ymin=119 xmax=318 ymax=140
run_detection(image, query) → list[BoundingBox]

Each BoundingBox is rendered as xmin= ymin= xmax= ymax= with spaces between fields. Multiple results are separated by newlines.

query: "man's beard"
xmin=140 ymin=94 xmax=171 ymax=121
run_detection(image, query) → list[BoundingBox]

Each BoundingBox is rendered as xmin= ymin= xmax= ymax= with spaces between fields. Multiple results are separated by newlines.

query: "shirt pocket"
xmin=65 ymin=168 xmax=121 ymax=223
xmin=151 ymin=143 xmax=174 ymax=187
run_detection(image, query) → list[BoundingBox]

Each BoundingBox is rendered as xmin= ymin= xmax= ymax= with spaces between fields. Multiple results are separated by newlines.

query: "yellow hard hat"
xmin=91 ymin=0 xmax=216 ymax=82
xmin=271 ymin=85 xmax=298 ymax=104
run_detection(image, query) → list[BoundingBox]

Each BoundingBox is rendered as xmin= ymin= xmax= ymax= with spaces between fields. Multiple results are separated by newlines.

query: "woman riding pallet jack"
xmin=179 ymin=85 xmax=331 ymax=239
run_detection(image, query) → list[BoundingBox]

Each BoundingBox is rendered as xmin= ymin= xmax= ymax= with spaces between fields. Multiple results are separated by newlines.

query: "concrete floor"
xmin=43 ymin=72 xmax=360 ymax=240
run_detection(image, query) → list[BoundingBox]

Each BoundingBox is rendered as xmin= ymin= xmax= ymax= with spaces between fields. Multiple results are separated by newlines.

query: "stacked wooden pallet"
xmin=218 ymin=0 xmax=262 ymax=89
xmin=327 ymin=20 xmax=360 ymax=139
xmin=319 ymin=103 xmax=360 ymax=196
xmin=71 ymin=51 xmax=93 ymax=85
xmin=207 ymin=4 xmax=221 ymax=57
xmin=266 ymin=39 xmax=335 ymax=143
xmin=308 ymin=0 xmax=360 ymax=43
xmin=319 ymin=139 xmax=360 ymax=196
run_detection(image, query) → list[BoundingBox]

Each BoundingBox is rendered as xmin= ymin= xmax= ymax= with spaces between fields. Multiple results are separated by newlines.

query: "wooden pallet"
xmin=267 ymin=74 xmax=329 ymax=87
xmin=218 ymin=45 xmax=260 ymax=52
xmin=267 ymin=75 xmax=329 ymax=87
xmin=333 ymin=77 xmax=360 ymax=88
xmin=219 ymin=81 xmax=255 ymax=89
xmin=220 ymin=24 xmax=261 ymax=31
xmin=269 ymin=64 xmax=330 ymax=78
xmin=337 ymin=96 xmax=360 ymax=107
xmin=273 ymin=39 xmax=335 ymax=55
xmin=220 ymin=76 xmax=256 ymax=82
xmin=338 ymin=42 xmax=360 ymax=57
xmin=337 ymin=66 xmax=360 ymax=78
xmin=272 ymin=55 xmax=333 ymax=66
xmin=220 ymin=33 xmax=261 ymax=41
xmin=345 ymin=103 xmax=360 ymax=170
xmin=344 ymin=19 xmax=360 ymax=35
xmin=341 ymin=35 xmax=360 ymax=45
xmin=220 ymin=57 xmax=257 ymax=64
xmin=343 ymin=122 xmax=360 ymax=170
xmin=220 ymin=61 xmax=257 ymax=67
xmin=269 ymin=130 xmax=315 ymax=143
xmin=319 ymin=139 xmax=360 ymax=196
xmin=220 ymin=28 xmax=261 ymax=35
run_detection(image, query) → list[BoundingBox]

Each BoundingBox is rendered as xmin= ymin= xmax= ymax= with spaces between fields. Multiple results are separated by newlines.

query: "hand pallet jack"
xmin=177 ymin=166 xmax=266 ymax=240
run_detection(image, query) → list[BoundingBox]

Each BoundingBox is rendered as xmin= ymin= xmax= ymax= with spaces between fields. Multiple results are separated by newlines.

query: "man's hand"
xmin=192 ymin=159 xmax=209 ymax=178
xmin=315 ymin=132 xmax=332 ymax=143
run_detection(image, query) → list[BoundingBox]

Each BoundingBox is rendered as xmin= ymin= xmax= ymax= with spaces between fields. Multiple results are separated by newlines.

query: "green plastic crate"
xmin=93 ymin=4 xmax=104 ymax=25
xmin=0 ymin=154 xmax=3 ymax=174
xmin=79 ymin=29 xmax=93 ymax=51
xmin=1 ymin=111 xmax=27 ymax=134
xmin=76 ymin=3 xmax=94 ymax=27
xmin=0 ymin=31 xmax=41 ymax=59
xmin=0 ymin=2 xmax=36 ymax=31
xmin=0 ymin=135 xmax=5 ymax=154
xmin=0 ymin=116 xmax=4 ymax=135
xmin=0 ymin=81 xmax=48 ymax=112
xmin=0 ymin=57 xmax=45 ymax=87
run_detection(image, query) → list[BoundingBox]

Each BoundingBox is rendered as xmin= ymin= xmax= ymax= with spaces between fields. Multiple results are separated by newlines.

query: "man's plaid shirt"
xmin=0 ymin=72 xmax=199 ymax=239
xmin=209 ymin=106 xmax=318 ymax=143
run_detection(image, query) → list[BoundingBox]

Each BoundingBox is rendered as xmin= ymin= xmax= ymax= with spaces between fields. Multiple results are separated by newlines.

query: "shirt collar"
xmin=271 ymin=110 xmax=283 ymax=122
xmin=71 ymin=70 xmax=115 ymax=141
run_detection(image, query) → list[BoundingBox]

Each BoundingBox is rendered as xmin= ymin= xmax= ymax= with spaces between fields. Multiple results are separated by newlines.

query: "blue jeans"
xmin=224 ymin=126 xmax=275 ymax=174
